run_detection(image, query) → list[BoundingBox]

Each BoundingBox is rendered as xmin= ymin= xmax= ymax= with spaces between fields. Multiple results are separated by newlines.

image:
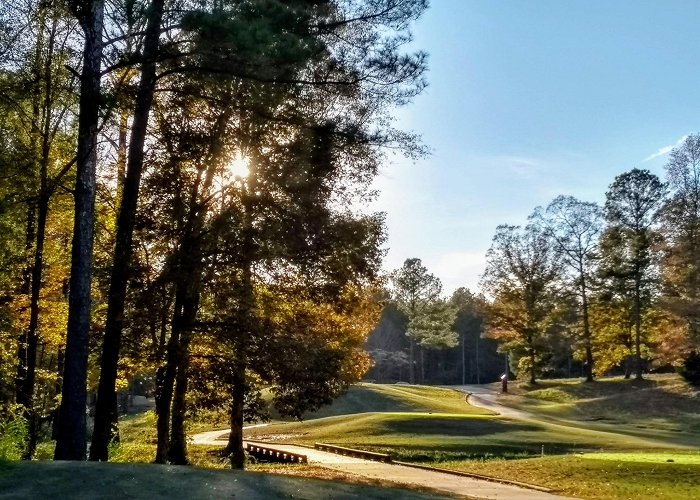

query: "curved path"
xmin=450 ymin=384 xmax=695 ymax=450
xmin=191 ymin=429 xmax=572 ymax=500
xmin=452 ymin=385 xmax=535 ymax=419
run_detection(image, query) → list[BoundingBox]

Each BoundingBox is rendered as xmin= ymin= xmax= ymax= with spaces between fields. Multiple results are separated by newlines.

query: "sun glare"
xmin=227 ymin=153 xmax=249 ymax=179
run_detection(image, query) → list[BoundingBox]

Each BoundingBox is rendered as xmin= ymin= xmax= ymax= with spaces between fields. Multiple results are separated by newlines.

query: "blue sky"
xmin=372 ymin=0 xmax=700 ymax=294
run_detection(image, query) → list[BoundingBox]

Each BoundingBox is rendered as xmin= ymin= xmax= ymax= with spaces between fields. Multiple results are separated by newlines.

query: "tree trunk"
xmin=168 ymin=331 xmax=193 ymax=465
xmin=15 ymin=202 xmax=35 ymax=408
xmin=23 ymin=191 xmax=49 ymax=458
xmin=55 ymin=0 xmax=104 ymax=461
xmin=475 ymin=335 xmax=480 ymax=384
xmin=420 ymin=347 xmax=424 ymax=384
xmin=460 ymin=332 xmax=465 ymax=385
xmin=153 ymin=363 xmax=170 ymax=463
xmin=154 ymin=289 xmax=184 ymax=464
xmin=634 ymin=275 xmax=643 ymax=380
xmin=226 ymin=363 xmax=246 ymax=469
xmin=580 ymin=273 xmax=594 ymax=382
xmin=51 ymin=348 xmax=64 ymax=440
xmin=90 ymin=0 xmax=164 ymax=462
xmin=409 ymin=340 xmax=415 ymax=384
xmin=154 ymin=109 xmax=230 ymax=464
xmin=15 ymin=0 xmax=44 ymax=420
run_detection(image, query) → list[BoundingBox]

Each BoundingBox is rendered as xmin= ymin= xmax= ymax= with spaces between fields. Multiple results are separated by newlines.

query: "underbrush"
xmin=0 ymin=404 xmax=27 ymax=461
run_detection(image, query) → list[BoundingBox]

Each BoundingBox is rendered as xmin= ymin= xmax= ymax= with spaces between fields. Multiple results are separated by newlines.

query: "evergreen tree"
xmin=602 ymin=168 xmax=665 ymax=380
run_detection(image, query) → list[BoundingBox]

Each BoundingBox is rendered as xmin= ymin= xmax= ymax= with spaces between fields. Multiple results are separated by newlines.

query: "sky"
xmin=371 ymin=0 xmax=700 ymax=295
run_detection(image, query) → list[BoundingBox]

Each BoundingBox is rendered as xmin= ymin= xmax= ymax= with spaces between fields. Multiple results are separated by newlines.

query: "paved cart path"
xmin=191 ymin=429 xmax=572 ymax=500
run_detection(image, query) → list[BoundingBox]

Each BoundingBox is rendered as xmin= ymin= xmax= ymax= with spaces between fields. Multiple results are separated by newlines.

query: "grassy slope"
xmin=0 ymin=461 xmax=445 ymax=500
xmin=280 ymin=383 xmax=493 ymax=419
xmin=495 ymin=374 xmax=700 ymax=447
xmin=246 ymin=382 xmax=689 ymax=461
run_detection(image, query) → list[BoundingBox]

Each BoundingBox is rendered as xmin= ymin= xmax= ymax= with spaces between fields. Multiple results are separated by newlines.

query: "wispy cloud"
xmin=501 ymin=156 xmax=542 ymax=178
xmin=643 ymin=135 xmax=688 ymax=162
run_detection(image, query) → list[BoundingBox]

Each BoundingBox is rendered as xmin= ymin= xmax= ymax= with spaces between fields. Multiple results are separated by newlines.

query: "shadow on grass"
xmin=381 ymin=417 xmax=541 ymax=436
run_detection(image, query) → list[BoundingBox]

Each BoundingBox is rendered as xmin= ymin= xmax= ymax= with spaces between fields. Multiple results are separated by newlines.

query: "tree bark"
xmin=226 ymin=363 xmax=246 ymax=469
xmin=154 ymin=288 xmax=184 ymax=463
xmin=55 ymin=0 xmax=104 ymax=461
xmin=168 ymin=333 xmax=192 ymax=465
xmin=580 ymin=270 xmax=594 ymax=382
xmin=634 ymin=263 xmax=643 ymax=380
xmin=90 ymin=0 xmax=164 ymax=462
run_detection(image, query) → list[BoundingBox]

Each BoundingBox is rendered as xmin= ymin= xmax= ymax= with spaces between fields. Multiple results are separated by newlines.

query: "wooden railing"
xmin=314 ymin=442 xmax=392 ymax=463
xmin=245 ymin=443 xmax=308 ymax=464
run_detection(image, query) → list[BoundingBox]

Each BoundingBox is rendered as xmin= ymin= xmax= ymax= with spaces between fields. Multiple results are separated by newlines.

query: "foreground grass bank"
xmin=0 ymin=461 xmax=447 ymax=500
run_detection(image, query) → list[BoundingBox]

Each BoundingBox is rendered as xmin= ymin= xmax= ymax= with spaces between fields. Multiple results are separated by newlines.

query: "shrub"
xmin=678 ymin=351 xmax=700 ymax=386
xmin=0 ymin=404 xmax=28 ymax=461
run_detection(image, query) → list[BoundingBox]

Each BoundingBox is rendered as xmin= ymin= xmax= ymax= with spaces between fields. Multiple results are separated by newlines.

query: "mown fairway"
xmin=440 ymin=453 xmax=700 ymax=500
xmin=246 ymin=381 xmax=693 ymax=461
xmin=243 ymin=378 xmax=700 ymax=499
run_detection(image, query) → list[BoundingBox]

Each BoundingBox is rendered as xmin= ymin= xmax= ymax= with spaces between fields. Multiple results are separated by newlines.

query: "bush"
xmin=0 ymin=404 xmax=28 ymax=461
xmin=678 ymin=351 xmax=700 ymax=386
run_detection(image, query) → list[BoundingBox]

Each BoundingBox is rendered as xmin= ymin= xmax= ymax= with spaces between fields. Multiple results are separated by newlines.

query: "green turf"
xmin=579 ymin=451 xmax=700 ymax=464
xmin=245 ymin=409 xmax=676 ymax=462
xmin=441 ymin=455 xmax=700 ymax=500
xmin=278 ymin=383 xmax=493 ymax=420
xmin=496 ymin=375 xmax=700 ymax=447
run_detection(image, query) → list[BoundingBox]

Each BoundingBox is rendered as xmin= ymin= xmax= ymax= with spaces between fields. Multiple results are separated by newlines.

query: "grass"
xmin=245 ymin=410 xmax=679 ymax=462
xmin=21 ymin=377 xmax=700 ymax=498
xmin=440 ymin=454 xmax=700 ymax=500
xmin=579 ymin=451 xmax=700 ymax=464
xmin=273 ymin=383 xmax=493 ymax=420
xmin=241 ymin=377 xmax=700 ymax=499
xmin=0 ymin=460 xmax=446 ymax=499
xmin=496 ymin=374 xmax=700 ymax=447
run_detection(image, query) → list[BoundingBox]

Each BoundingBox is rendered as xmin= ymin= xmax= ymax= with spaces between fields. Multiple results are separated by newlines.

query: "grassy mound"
xmin=245 ymin=383 xmax=680 ymax=462
xmin=274 ymin=383 xmax=493 ymax=420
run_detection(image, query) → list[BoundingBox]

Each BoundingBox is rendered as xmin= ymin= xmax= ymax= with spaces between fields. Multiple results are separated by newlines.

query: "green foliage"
xmin=482 ymin=223 xmax=562 ymax=382
xmin=408 ymin=299 xmax=458 ymax=349
xmin=0 ymin=404 xmax=27 ymax=461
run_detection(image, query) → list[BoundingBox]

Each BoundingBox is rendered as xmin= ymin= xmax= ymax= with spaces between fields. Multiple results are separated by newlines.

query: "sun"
xmin=227 ymin=153 xmax=249 ymax=179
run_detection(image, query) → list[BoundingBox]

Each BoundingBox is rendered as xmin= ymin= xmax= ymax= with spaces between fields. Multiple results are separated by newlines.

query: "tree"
xmin=660 ymin=135 xmax=700 ymax=356
xmin=53 ymin=0 xmax=104 ymax=461
xmin=482 ymin=223 xmax=562 ymax=384
xmin=450 ymin=288 xmax=489 ymax=384
xmin=90 ymin=0 xmax=166 ymax=463
xmin=532 ymin=196 xmax=602 ymax=381
xmin=90 ymin=0 xmax=428 ymax=463
xmin=603 ymin=168 xmax=665 ymax=380
xmin=390 ymin=258 xmax=449 ymax=384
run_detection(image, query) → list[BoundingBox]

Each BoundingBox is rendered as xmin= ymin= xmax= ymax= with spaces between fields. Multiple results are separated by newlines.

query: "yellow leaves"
xmin=115 ymin=377 xmax=129 ymax=393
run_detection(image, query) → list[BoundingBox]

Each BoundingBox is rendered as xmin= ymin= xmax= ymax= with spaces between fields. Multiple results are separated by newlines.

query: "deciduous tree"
xmin=532 ymin=196 xmax=602 ymax=381
xmin=482 ymin=223 xmax=562 ymax=384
